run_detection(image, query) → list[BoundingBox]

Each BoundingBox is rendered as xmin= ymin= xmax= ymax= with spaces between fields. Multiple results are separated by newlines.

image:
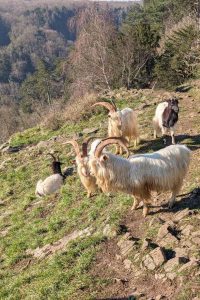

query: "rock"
xmin=143 ymin=247 xmax=166 ymax=270
xmin=143 ymin=254 xmax=156 ymax=270
xmin=174 ymin=247 xmax=189 ymax=258
xmin=157 ymin=221 xmax=176 ymax=240
xmin=173 ymin=208 xmax=190 ymax=222
xmin=181 ymin=224 xmax=194 ymax=236
xmin=164 ymin=257 xmax=189 ymax=272
xmin=103 ymin=224 xmax=117 ymax=238
xmin=166 ymin=272 xmax=177 ymax=280
xmin=0 ymin=200 xmax=5 ymax=206
xmin=0 ymin=142 xmax=9 ymax=151
xmin=150 ymin=247 xmax=166 ymax=267
xmin=157 ymin=221 xmax=178 ymax=247
xmin=191 ymin=237 xmax=200 ymax=245
xmin=117 ymin=233 xmax=136 ymax=257
xmin=82 ymin=127 xmax=99 ymax=135
xmin=192 ymin=231 xmax=200 ymax=237
xmin=2 ymin=146 xmax=21 ymax=154
xmin=149 ymin=216 xmax=165 ymax=227
xmin=155 ymin=273 xmax=166 ymax=280
xmin=178 ymin=259 xmax=199 ymax=273
xmin=123 ymin=259 xmax=133 ymax=270
xmin=141 ymin=238 xmax=150 ymax=251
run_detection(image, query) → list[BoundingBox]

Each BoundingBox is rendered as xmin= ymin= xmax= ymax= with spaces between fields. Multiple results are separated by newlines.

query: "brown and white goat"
xmin=153 ymin=97 xmax=179 ymax=145
xmin=89 ymin=137 xmax=190 ymax=217
xmin=92 ymin=101 xmax=139 ymax=154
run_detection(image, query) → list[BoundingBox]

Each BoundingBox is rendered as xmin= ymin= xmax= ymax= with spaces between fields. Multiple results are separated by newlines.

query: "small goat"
xmin=64 ymin=137 xmax=100 ymax=198
xmin=89 ymin=138 xmax=190 ymax=217
xmin=153 ymin=97 xmax=179 ymax=145
xmin=92 ymin=101 xmax=139 ymax=154
xmin=35 ymin=154 xmax=66 ymax=197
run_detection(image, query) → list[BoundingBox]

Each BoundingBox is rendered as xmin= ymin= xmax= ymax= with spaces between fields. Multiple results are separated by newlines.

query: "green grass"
xmin=1 ymin=88 xmax=200 ymax=299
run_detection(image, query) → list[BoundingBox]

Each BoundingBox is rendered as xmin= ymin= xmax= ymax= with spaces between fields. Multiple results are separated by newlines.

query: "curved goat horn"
xmin=82 ymin=136 xmax=99 ymax=157
xmin=63 ymin=140 xmax=81 ymax=157
xmin=92 ymin=101 xmax=116 ymax=113
xmin=47 ymin=153 xmax=57 ymax=161
xmin=95 ymin=137 xmax=129 ymax=158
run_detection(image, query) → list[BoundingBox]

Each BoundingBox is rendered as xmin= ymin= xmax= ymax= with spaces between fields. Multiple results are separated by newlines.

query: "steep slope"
xmin=0 ymin=85 xmax=200 ymax=300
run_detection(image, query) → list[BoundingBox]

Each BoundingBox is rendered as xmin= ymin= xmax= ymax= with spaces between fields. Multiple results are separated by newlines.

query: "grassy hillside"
xmin=0 ymin=85 xmax=200 ymax=299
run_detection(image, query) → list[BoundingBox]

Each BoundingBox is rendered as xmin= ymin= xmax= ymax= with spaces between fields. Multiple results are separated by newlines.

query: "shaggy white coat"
xmin=35 ymin=174 xmax=64 ymax=197
xmin=108 ymin=108 xmax=139 ymax=153
xmin=153 ymin=102 xmax=176 ymax=144
xmin=89 ymin=144 xmax=190 ymax=216
xmin=75 ymin=139 xmax=102 ymax=198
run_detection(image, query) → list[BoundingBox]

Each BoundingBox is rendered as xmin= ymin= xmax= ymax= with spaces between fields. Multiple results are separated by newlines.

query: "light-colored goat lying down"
xmin=89 ymin=138 xmax=191 ymax=217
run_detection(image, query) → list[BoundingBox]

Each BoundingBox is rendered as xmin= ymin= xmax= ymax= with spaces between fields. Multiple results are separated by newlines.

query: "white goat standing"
xmin=92 ymin=101 xmax=139 ymax=154
xmin=35 ymin=154 xmax=66 ymax=197
xmin=64 ymin=137 xmax=101 ymax=198
xmin=89 ymin=138 xmax=191 ymax=217
xmin=153 ymin=98 xmax=179 ymax=145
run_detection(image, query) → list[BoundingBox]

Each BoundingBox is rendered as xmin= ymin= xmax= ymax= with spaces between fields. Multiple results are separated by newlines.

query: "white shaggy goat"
xmin=92 ymin=101 xmax=139 ymax=154
xmin=153 ymin=98 xmax=179 ymax=145
xmin=89 ymin=138 xmax=191 ymax=217
xmin=64 ymin=137 xmax=101 ymax=198
xmin=35 ymin=154 xmax=66 ymax=197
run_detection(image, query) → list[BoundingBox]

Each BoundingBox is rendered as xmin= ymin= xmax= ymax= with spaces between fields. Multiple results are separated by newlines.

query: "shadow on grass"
xmin=129 ymin=133 xmax=200 ymax=154
xmin=150 ymin=187 xmax=200 ymax=216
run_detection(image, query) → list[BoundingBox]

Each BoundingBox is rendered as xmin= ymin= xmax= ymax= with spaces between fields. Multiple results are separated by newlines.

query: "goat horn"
xmin=82 ymin=136 xmax=100 ymax=157
xmin=63 ymin=140 xmax=81 ymax=157
xmin=95 ymin=137 xmax=129 ymax=158
xmin=92 ymin=101 xmax=116 ymax=113
xmin=47 ymin=153 xmax=57 ymax=161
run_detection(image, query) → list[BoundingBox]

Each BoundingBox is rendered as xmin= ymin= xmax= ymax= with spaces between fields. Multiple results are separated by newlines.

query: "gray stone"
xmin=174 ymin=247 xmax=189 ymax=258
xmin=150 ymin=247 xmax=166 ymax=267
xmin=166 ymin=272 xmax=177 ymax=280
xmin=192 ymin=231 xmax=200 ymax=237
xmin=123 ymin=259 xmax=133 ymax=270
xmin=157 ymin=221 xmax=178 ymax=246
xmin=157 ymin=221 xmax=176 ymax=240
xmin=155 ymin=273 xmax=166 ymax=280
xmin=173 ymin=208 xmax=190 ymax=222
xmin=103 ymin=224 xmax=117 ymax=238
xmin=178 ymin=259 xmax=199 ymax=273
xmin=117 ymin=233 xmax=136 ymax=257
xmin=141 ymin=238 xmax=150 ymax=251
xmin=143 ymin=254 xmax=156 ymax=270
xmin=143 ymin=247 xmax=166 ymax=270
xmin=164 ymin=257 xmax=189 ymax=273
xmin=181 ymin=224 xmax=194 ymax=236
xmin=82 ymin=127 xmax=99 ymax=135
xmin=192 ymin=237 xmax=200 ymax=246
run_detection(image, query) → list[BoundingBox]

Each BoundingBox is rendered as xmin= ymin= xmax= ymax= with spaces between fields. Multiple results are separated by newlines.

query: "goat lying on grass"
xmin=153 ymin=97 xmax=179 ymax=145
xmin=89 ymin=137 xmax=191 ymax=217
xmin=35 ymin=153 xmax=66 ymax=197
xmin=92 ymin=100 xmax=139 ymax=154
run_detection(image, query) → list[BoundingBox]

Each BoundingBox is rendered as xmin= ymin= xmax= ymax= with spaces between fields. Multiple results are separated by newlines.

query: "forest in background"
xmin=0 ymin=0 xmax=199 ymax=143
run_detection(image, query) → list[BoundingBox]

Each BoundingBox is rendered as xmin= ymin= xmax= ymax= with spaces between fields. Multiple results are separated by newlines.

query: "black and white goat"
xmin=153 ymin=97 xmax=179 ymax=145
xmin=35 ymin=154 xmax=66 ymax=197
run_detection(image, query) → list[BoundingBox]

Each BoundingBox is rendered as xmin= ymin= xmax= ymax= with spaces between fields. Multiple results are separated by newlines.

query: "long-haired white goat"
xmin=153 ymin=98 xmax=179 ymax=145
xmin=64 ymin=137 xmax=101 ymax=198
xmin=92 ymin=101 xmax=139 ymax=154
xmin=35 ymin=154 xmax=66 ymax=197
xmin=89 ymin=138 xmax=191 ymax=217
